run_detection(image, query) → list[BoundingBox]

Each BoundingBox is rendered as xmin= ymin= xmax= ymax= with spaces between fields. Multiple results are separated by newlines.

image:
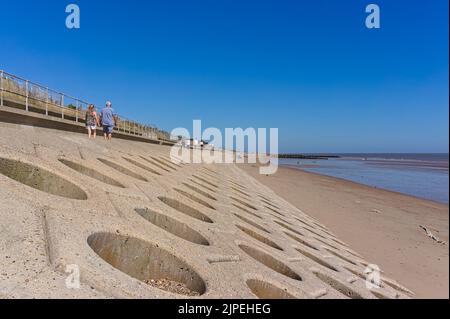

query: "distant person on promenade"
xmin=100 ymin=101 xmax=118 ymax=141
xmin=85 ymin=104 xmax=99 ymax=139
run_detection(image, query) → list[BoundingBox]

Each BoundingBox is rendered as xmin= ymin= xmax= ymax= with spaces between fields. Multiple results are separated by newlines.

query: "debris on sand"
xmin=145 ymin=278 xmax=201 ymax=296
xmin=420 ymin=226 xmax=447 ymax=245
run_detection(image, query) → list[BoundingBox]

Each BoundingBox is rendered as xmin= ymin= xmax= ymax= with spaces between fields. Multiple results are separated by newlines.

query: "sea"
xmin=279 ymin=153 xmax=449 ymax=204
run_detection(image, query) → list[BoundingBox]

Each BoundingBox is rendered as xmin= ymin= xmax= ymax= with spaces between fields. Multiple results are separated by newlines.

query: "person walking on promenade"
xmin=85 ymin=104 xmax=99 ymax=139
xmin=100 ymin=101 xmax=118 ymax=141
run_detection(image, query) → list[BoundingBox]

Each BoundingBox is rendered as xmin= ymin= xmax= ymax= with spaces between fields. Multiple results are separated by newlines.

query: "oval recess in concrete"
xmin=270 ymin=214 xmax=294 ymax=225
xmin=295 ymin=247 xmax=339 ymax=272
xmin=381 ymin=277 xmax=413 ymax=295
xmin=151 ymin=156 xmax=177 ymax=170
xmin=234 ymin=213 xmax=270 ymax=233
xmin=264 ymin=206 xmax=286 ymax=217
xmin=258 ymin=194 xmax=273 ymax=202
xmin=201 ymin=173 xmax=218 ymax=182
xmin=158 ymin=196 xmax=213 ymax=223
xmin=87 ymin=232 xmax=206 ymax=296
xmin=370 ymin=290 xmax=390 ymax=299
xmin=97 ymin=158 xmax=148 ymax=182
xmin=202 ymin=167 xmax=218 ymax=175
xmin=158 ymin=156 xmax=182 ymax=168
xmin=232 ymin=204 xmax=263 ymax=219
xmin=139 ymin=156 xmax=171 ymax=172
xmin=188 ymin=178 xmax=216 ymax=193
xmin=229 ymin=180 xmax=247 ymax=190
xmin=312 ymin=271 xmax=363 ymax=299
xmin=0 ymin=157 xmax=88 ymax=200
xmin=311 ymin=236 xmax=341 ymax=251
xmin=198 ymin=170 xmax=219 ymax=180
xmin=312 ymin=221 xmax=330 ymax=231
xmin=231 ymin=197 xmax=258 ymax=211
xmin=283 ymin=232 xmax=319 ymax=251
xmin=327 ymin=236 xmax=349 ymax=248
xmin=343 ymin=266 xmax=367 ymax=281
xmin=236 ymin=224 xmax=283 ymax=251
xmin=247 ymin=279 xmax=296 ymax=299
xmin=284 ymin=232 xmax=319 ymax=250
xmin=135 ymin=208 xmax=209 ymax=246
xmin=232 ymin=187 xmax=251 ymax=198
xmin=274 ymin=220 xmax=304 ymax=237
xmin=173 ymin=188 xmax=216 ymax=210
xmin=260 ymin=199 xmax=280 ymax=210
xmin=122 ymin=157 xmax=161 ymax=176
xmin=232 ymin=193 xmax=252 ymax=204
xmin=323 ymin=248 xmax=358 ymax=266
xmin=59 ymin=159 xmax=125 ymax=188
xmin=293 ymin=217 xmax=315 ymax=229
xmin=200 ymin=171 xmax=219 ymax=181
xmin=182 ymin=183 xmax=217 ymax=201
xmin=301 ymin=226 xmax=329 ymax=240
xmin=238 ymin=244 xmax=302 ymax=281
xmin=192 ymin=175 xmax=219 ymax=189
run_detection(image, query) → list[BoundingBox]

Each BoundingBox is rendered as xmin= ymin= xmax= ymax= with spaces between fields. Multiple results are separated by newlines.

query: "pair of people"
xmin=85 ymin=101 xmax=118 ymax=140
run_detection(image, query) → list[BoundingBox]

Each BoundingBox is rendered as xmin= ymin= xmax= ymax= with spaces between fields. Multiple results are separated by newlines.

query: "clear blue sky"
xmin=1 ymin=0 xmax=448 ymax=153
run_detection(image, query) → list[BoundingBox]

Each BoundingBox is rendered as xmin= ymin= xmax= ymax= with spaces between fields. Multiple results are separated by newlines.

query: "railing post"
xmin=45 ymin=88 xmax=49 ymax=116
xmin=61 ymin=94 xmax=64 ymax=119
xmin=25 ymin=80 xmax=29 ymax=111
xmin=75 ymin=100 xmax=79 ymax=122
xmin=0 ymin=70 xmax=3 ymax=107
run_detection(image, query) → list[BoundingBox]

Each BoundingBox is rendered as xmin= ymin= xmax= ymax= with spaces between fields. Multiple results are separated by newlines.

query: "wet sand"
xmin=239 ymin=164 xmax=449 ymax=299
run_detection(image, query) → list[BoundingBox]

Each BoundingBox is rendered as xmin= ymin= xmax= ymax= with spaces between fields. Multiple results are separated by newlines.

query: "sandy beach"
xmin=239 ymin=164 xmax=449 ymax=299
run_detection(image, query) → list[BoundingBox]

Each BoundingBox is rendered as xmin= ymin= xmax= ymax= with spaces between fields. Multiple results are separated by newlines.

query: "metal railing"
xmin=0 ymin=70 xmax=172 ymax=141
